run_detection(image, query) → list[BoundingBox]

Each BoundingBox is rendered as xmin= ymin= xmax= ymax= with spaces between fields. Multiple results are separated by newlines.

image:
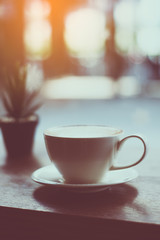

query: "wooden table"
xmin=0 ymin=98 xmax=160 ymax=240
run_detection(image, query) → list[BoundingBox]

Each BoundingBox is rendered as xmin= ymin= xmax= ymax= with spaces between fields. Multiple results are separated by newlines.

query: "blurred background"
xmin=0 ymin=0 xmax=160 ymax=99
xmin=0 ymin=0 xmax=160 ymax=171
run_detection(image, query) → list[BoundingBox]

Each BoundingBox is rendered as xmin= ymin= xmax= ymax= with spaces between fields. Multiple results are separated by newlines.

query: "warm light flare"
xmin=24 ymin=20 xmax=52 ymax=60
xmin=25 ymin=0 xmax=51 ymax=19
xmin=137 ymin=28 xmax=160 ymax=56
xmin=114 ymin=0 xmax=160 ymax=56
xmin=64 ymin=7 xmax=108 ymax=58
xmin=24 ymin=0 xmax=52 ymax=60
xmin=41 ymin=76 xmax=115 ymax=99
xmin=137 ymin=0 xmax=160 ymax=27
xmin=114 ymin=0 xmax=136 ymax=29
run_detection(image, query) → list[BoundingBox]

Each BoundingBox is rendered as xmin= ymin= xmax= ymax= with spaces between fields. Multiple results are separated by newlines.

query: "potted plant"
xmin=0 ymin=64 xmax=42 ymax=159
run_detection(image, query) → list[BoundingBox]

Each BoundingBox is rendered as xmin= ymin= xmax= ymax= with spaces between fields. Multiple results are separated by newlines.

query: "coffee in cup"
xmin=44 ymin=125 xmax=146 ymax=184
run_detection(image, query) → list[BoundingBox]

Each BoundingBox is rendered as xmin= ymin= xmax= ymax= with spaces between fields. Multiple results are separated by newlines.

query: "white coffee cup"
xmin=44 ymin=125 xmax=146 ymax=184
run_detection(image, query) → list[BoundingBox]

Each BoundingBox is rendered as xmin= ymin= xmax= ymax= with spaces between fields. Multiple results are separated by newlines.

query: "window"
xmin=0 ymin=0 xmax=160 ymax=99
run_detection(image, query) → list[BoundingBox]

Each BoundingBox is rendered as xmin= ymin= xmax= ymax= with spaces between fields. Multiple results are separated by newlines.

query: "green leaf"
xmin=2 ymin=63 xmax=42 ymax=118
xmin=1 ymin=92 xmax=14 ymax=116
xmin=22 ymin=102 xmax=42 ymax=118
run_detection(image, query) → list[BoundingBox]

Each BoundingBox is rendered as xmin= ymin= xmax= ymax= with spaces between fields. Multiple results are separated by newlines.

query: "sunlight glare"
xmin=115 ymin=30 xmax=134 ymax=53
xmin=137 ymin=0 xmax=160 ymax=27
xmin=114 ymin=0 xmax=137 ymax=53
xmin=41 ymin=76 xmax=115 ymax=99
xmin=118 ymin=76 xmax=140 ymax=97
xmin=136 ymin=0 xmax=160 ymax=56
xmin=25 ymin=0 xmax=51 ymax=19
xmin=137 ymin=28 xmax=160 ymax=56
xmin=114 ymin=0 xmax=136 ymax=29
xmin=24 ymin=0 xmax=52 ymax=60
xmin=64 ymin=8 xmax=108 ymax=58
xmin=24 ymin=20 xmax=52 ymax=60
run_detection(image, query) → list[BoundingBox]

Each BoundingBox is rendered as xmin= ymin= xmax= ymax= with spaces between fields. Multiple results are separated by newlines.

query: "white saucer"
xmin=32 ymin=164 xmax=138 ymax=193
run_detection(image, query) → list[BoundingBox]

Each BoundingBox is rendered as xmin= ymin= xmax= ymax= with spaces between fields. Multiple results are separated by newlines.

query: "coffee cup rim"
xmin=44 ymin=125 xmax=123 ymax=139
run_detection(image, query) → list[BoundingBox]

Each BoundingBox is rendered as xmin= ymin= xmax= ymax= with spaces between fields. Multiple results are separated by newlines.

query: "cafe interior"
xmin=0 ymin=0 xmax=160 ymax=239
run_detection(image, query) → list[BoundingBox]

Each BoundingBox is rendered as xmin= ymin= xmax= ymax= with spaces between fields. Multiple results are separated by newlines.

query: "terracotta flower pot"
xmin=0 ymin=115 xmax=38 ymax=159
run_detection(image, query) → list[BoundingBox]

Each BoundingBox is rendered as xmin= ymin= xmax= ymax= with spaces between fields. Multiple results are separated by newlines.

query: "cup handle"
xmin=110 ymin=135 xmax=147 ymax=170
